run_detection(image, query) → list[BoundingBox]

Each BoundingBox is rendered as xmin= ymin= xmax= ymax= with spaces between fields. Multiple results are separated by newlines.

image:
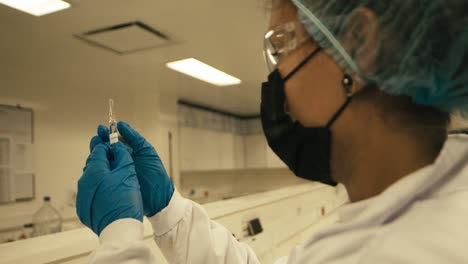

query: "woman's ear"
xmin=340 ymin=8 xmax=379 ymax=77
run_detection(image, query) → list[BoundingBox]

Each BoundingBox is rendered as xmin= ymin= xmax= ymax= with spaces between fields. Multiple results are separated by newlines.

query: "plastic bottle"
xmin=32 ymin=196 xmax=62 ymax=237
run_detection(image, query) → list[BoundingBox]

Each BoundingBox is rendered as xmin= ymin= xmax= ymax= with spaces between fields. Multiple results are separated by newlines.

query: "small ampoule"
xmin=109 ymin=99 xmax=119 ymax=145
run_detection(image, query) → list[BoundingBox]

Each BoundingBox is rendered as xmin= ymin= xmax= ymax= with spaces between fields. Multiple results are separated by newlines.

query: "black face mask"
xmin=261 ymin=47 xmax=352 ymax=186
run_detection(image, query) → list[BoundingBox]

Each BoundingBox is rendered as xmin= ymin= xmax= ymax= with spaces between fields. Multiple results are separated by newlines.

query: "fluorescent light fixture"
xmin=0 ymin=0 xmax=71 ymax=16
xmin=166 ymin=58 xmax=241 ymax=86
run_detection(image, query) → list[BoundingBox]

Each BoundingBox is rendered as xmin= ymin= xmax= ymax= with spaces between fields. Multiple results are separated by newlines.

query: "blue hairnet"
xmin=291 ymin=0 xmax=468 ymax=116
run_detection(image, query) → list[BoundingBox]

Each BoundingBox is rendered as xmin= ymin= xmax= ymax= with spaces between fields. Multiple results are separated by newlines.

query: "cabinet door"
xmin=219 ymin=132 xmax=235 ymax=170
xmin=233 ymin=135 xmax=245 ymax=169
xmin=180 ymin=127 xmax=220 ymax=171
xmin=244 ymin=135 xmax=266 ymax=168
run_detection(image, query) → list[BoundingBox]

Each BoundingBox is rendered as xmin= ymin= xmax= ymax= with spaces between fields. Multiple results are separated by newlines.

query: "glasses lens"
xmin=263 ymin=22 xmax=298 ymax=72
xmin=264 ymin=32 xmax=279 ymax=72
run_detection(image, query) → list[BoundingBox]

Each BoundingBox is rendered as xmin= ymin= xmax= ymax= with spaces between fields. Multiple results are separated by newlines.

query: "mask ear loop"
xmin=283 ymin=47 xmax=322 ymax=118
xmin=284 ymin=47 xmax=322 ymax=82
xmin=326 ymin=75 xmax=355 ymax=129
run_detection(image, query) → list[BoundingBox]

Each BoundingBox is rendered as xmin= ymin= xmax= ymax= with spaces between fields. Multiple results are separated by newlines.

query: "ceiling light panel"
xmin=0 ymin=0 xmax=70 ymax=16
xmin=166 ymin=58 xmax=241 ymax=87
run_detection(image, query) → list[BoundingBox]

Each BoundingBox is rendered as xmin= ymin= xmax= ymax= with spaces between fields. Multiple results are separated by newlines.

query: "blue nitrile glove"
xmin=92 ymin=122 xmax=174 ymax=217
xmin=76 ymin=141 xmax=144 ymax=235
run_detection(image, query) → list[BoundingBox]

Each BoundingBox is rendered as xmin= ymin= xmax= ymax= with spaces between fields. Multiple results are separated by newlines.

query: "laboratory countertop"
xmin=204 ymin=183 xmax=336 ymax=218
xmin=0 ymin=183 xmax=347 ymax=264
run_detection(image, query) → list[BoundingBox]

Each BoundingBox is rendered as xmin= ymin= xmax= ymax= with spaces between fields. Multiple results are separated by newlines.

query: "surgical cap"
xmin=291 ymin=0 xmax=468 ymax=116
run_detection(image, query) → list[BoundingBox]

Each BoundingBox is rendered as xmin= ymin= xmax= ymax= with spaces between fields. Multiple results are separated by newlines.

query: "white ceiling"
xmin=0 ymin=0 xmax=270 ymax=114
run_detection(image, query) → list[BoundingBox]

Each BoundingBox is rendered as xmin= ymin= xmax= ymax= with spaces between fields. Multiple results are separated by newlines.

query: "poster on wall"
xmin=0 ymin=105 xmax=34 ymax=204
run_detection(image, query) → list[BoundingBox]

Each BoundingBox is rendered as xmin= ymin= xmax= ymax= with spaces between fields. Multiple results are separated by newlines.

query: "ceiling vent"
xmin=76 ymin=21 xmax=172 ymax=55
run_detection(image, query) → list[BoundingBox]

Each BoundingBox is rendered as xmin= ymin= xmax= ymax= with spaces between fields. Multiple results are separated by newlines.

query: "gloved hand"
xmin=76 ymin=140 xmax=144 ymax=235
xmin=92 ymin=122 xmax=174 ymax=217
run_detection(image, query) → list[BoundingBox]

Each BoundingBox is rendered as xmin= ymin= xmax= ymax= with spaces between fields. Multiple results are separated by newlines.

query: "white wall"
xmin=0 ymin=89 xmax=179 ymax=232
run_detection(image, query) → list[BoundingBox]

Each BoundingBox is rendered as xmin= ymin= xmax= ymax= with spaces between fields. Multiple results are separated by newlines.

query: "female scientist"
xmin=76 ymin=0 xmax=468 ymax=263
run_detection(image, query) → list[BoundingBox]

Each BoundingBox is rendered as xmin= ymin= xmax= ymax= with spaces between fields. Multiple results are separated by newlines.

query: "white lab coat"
xmin=89 ymin=135 xmax=468 ymax=263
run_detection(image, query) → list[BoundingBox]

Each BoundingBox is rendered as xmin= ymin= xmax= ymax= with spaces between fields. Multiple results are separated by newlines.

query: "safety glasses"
xmin=263 ymin=21 xmax=311 ymax=72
